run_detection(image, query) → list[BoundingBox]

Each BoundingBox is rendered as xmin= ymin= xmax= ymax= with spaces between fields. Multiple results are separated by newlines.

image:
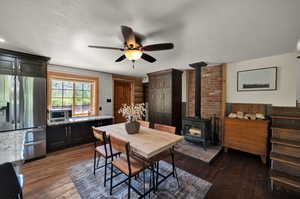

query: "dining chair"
xmin=92 ymin=127 xmax=120 ymax=187
xmin=0 ymin=162 xmax=23 ymax=199
xmin=154 ymin=123 xmax=176 ymax=134
xmin=153 ymin=123 xmax=180 ymax=189
xmin=138 ymin=120 xmax=150 ymax=128
xmin=109 ymin=135 xmax=153 ymax=199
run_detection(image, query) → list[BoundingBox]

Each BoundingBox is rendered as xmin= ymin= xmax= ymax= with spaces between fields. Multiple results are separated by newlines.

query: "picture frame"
xmin=237 ymin=67 xmax=277 ymax=92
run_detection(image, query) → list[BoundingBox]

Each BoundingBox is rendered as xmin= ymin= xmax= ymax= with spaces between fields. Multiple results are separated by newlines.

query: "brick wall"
xmin=186 ymin=64 xmax=225 ymax=119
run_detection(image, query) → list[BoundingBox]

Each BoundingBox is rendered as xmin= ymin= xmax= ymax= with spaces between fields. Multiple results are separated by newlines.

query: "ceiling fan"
xmin=88 ymin=26 xmax=174 ymax=67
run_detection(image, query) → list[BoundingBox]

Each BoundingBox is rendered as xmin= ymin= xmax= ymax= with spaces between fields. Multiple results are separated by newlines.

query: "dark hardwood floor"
xmin=22 ymin=144 xmax=296 ymax=199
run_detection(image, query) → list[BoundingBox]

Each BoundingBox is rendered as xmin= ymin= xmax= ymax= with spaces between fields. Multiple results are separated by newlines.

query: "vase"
xmin=125 ymin=121 xmax=140 ymax=134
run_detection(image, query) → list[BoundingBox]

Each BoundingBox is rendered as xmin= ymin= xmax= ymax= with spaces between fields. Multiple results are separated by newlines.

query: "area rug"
xmin=175 ymin=140 xmax=222 ymax=163
xmin=68 ymin=158 xmax=212 ymax=199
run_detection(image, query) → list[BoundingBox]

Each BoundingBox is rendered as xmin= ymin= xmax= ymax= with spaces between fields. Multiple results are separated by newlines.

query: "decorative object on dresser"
xmin=147 ymin=69 xmax=182 ymax=133
xmin=237 ymin=67 xmax=277 ymax=91
xmin=270 ymin=107 xmax=300 ymax=194
xmin=118 ymin=103 xmax=146 ymax=134
xmin=223 ymin=103 xmax=270 ymax=164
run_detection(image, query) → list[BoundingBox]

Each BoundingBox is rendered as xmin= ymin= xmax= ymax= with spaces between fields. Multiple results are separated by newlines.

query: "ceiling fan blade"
xmin=134 ymin=32 xmax=146 ymax=45
xmin=115 ymin=55 xmax=126 ymax=62
xmin=121 ymin=25 xmax=136 ymax=47
xmin=142 ymin=43 xmax=174 ymax=51
xmin=141 ymin=53 xmax=156 ymax=63
xmin=88 ymin=45 xmax=123 ymax=51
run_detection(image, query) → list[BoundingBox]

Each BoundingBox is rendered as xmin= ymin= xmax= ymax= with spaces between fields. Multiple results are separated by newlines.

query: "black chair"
xmin=109 ymin=135 xmax=155 ymax=199
xmin=152 ymin=124 xmax=180 ymax=189
xmin=0 ymin=162 xmax=23 ymax=199
xmin=92 ymin=127 xmax=120 ymax=187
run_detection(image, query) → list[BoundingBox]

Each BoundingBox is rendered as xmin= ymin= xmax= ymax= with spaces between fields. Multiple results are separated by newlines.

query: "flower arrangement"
xmin=118 ymin=103 xmax=146 ymax=122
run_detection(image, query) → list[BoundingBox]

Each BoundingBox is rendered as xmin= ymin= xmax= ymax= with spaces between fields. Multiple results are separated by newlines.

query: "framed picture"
xmin=237 ymin=67 xmax=277 ymax=92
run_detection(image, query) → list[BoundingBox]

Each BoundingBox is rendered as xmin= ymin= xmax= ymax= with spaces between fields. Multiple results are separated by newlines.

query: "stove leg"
xmin=224 ymin=147 xmax=228 ymax=152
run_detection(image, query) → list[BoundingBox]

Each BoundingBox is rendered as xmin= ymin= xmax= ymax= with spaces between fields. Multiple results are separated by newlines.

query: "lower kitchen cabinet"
xmin=46 ymin=124 xmax=68 ymax=152
xmin=46 ymin=119 xmax=113 ymax=152
xmin=69 ymin=122 xmax=90 ymax=146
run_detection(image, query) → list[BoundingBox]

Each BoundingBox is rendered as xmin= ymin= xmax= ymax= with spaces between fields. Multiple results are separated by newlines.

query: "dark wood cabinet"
xmin=46 ymin=118 xmax=113 ymax=152
xmin=0 ymin=55 xmax=15 ymax=75
xmin=69 ymin=123 xmax=89 ymax=146
xmin=147 ymin=69 xmax=182 ymax=133
xmin=18 ymin=59 xmax=47 ymax=77
xmin=46 ymin=124 xmax=68 ymax=152
xmin=0 ymin=48 xmax=49 ymax=77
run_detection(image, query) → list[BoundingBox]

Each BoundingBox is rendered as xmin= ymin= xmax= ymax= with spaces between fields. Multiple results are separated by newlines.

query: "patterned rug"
xmin=175 ymin=140 xmax=222 ymax=163
xmin=68 ymin=158 xmax=212 ymax=199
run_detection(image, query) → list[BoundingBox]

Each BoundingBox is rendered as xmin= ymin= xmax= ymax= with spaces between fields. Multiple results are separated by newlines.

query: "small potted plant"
xmin=118 ymin=103 xmax=146 ymax=134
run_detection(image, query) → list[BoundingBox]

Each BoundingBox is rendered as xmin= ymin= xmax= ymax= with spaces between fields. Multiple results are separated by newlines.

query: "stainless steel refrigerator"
xmin=0 ymin=52 xmax=48 ymax=160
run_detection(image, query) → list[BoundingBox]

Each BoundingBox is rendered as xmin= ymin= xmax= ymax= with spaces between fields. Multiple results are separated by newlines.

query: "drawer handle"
xmin=24 ymin=140 xmax=45 ymax=146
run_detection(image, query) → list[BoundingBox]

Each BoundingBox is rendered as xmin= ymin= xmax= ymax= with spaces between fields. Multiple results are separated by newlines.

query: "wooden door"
xmin=114 ymin=80 xmax=132 ymax=123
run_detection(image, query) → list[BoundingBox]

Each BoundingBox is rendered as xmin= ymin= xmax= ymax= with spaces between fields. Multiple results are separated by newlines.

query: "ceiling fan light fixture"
xmin=124 ymin=49 xmax=143 ymax=61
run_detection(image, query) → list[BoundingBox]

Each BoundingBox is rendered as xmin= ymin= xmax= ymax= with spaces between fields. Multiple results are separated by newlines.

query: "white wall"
xmin=297 ymin=58 xmax=300 ymax=102
xmin=227 ymin=52 xmax=298 ymax=107
xmin=48 ymin=64 xmax=113 ymax=115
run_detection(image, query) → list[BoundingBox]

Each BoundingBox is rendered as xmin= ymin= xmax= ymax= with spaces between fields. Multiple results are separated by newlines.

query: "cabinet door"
xmin=0 ymin=55 xmax=15 ymax=75
xmin=69 ymin=122 xmax=90 ymax=146
xmin=18 ymin=59 xmax=47 ymax=77
xmin=86 ymin=120 xmax=100 ymax=143
xmin=46 ymin=125 xmax=68 ymax=152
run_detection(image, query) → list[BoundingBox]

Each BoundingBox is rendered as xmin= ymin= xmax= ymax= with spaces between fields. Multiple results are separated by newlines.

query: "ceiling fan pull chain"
xmin=132 ymin=60 xmax=135 ymax=69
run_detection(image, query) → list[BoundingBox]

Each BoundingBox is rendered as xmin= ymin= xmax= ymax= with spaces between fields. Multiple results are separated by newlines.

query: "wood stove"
xmin=182 ymin=62 xmax=214 ymax=150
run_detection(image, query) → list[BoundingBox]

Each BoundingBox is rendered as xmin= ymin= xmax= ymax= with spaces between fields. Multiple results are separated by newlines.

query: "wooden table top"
xmin=96 ymin=123 xmax=183 ymax=159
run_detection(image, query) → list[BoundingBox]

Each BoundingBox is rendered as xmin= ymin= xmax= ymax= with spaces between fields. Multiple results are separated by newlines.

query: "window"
xmin=48 ymin=72 xmax=99 ymax=116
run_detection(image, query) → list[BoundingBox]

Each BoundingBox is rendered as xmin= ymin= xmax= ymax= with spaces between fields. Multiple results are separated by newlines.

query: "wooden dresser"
xmin=270 ymin=107 xmax=300 ymax=193
xmin=224 ymin=117 xmax=269 ymax=163
xmin=223 ymin=103 xmax=271 ymax=163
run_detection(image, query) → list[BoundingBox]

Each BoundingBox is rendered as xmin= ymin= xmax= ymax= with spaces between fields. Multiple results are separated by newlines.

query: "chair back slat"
xmin=109 ymin=135 xmax=130 ymax=154
xmin=138 ymin=120 xmax=150 ymax=128
xmin=92 ymin=127 xmax=106 ymax=143
xmin=154 ymin=123 xmax=176 ymax=134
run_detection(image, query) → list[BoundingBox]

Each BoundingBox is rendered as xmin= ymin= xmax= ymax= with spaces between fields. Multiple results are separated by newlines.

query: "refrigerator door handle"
xmin=5 ymin=102 xmax=9 ymax=122
xmin=16 ymin=76 xmax=21 ymax=128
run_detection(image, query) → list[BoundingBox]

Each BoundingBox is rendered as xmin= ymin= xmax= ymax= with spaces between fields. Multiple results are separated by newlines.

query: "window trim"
xmin=47 ymin=72 xmax=99 ymax=116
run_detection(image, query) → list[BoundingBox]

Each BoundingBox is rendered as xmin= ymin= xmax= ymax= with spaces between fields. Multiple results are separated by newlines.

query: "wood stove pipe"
xmin=189 ymin=61 xmax=208 ymax=119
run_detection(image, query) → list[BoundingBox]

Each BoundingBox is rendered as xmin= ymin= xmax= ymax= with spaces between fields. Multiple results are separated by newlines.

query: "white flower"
xmin=118 ymin=103 xmax=146 ymax=122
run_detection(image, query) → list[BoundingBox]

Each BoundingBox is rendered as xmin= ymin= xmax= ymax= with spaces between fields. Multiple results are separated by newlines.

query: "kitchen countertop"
xmin=0 ymin=130 xmax=25 ymax=165
xmin=47 ymin=115 xmax=114 ymax=126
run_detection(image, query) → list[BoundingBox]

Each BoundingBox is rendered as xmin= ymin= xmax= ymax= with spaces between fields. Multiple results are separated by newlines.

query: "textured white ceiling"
xmin=0 ymin=0 xmax=299 ymax=77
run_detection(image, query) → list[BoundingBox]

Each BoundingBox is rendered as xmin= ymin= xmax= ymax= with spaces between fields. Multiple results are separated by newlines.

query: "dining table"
xmin=96 ymin=123 xmax=183 ymax=160
xmin=96 ymin=122 xmax=184 ymax=194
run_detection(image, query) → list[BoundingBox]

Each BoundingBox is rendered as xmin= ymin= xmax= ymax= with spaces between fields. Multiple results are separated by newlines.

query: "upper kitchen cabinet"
xmin=18 ymin=59 xmax=47 ymax=77
xmin=0 ymin=55 xmax=15 ymax=75
xmin=0 ymin=48 xmax=50 ymax=77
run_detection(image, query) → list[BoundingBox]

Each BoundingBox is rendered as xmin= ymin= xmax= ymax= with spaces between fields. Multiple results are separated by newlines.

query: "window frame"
xmin=47 ymin=72 xmax=99 ymax=116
